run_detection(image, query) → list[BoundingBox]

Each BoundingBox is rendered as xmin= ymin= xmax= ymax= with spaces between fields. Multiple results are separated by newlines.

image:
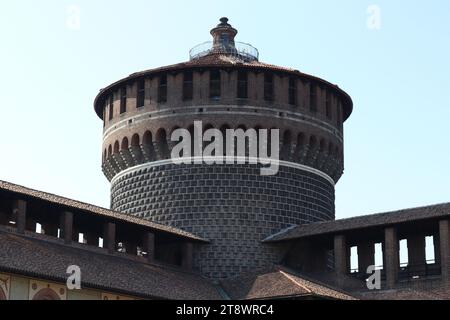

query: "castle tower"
xmin=94 ymin=18 xmax=353 ymax=279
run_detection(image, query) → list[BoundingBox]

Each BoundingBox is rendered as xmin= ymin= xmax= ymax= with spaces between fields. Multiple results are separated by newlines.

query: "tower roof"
xmin=190 ymin=17 xmax=259 ymax=62
xmin=93 ymin=18 xmax=353 ymax=121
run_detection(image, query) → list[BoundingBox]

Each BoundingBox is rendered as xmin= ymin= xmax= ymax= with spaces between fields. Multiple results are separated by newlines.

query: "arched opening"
xmin=121 ymin=137 xmax=129 ymax=151
xmin=187 ymin=125 xmax=195 ymax=158
xmin=319 ymin=139 xmax=327 ymax=155
xmin=142 ymin=131 xmax=155 ymax=160
xmin=32 ymin=288 xmax=61 ymax=300
xmin=113 ymin=141 xmax=120 ymax=154
xmin=309 ymin=136 xmax=317 ymax=150
xmin=156 ymin=129 xmax=169 ymax=159
xmin=328 ymin=143 xmax=334 ymax=157
xmin=203 ymin=124 xmax=214 ymax=153
xmin=143 ymin=131 xmax=152 ymax=146
xmin=131 ymin=134 xmax=140 ymax=147
xmin=307 ymin=135 xmax=318 ymax=165
xmin=282 ymin=130 xmax=292 ymax=160
xmin=335 ymin=146 xmax=340 ymax=159
xmin=267 ymin=127 xmax=277 ymax=158
xmin=220 ymin=124 xmax=231 ymax=156
xmin=108 ymin=145 xmax=112 ymax=158
xmin=103 ymin=149 xmax=107 ymax=162
xmin=297 ymin=133 xmax=305 ymax=145
xmin=254 ymin=126 xmax=263 ymax=156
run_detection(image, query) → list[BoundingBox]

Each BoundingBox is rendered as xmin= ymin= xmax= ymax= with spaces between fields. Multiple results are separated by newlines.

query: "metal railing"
xmin=349 ymin=260 xmax=441 ymax=281
xmin=189 ymin=41 xmax=259 ymax=61
xmin=399 ymin=261 xmax=441 ymax=280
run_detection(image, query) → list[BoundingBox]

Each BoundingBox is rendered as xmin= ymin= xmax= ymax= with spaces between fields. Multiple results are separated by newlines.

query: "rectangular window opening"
xmin=108 ymin=95 xmax=114 ymax=121
xmin=183 ymin=71 xmax=193 ymax=101
xmin=120 ymin=87 xmax=127 ymax=114
xmin=326 ymin=91 xmax=332 ymax=118
xmin=264 ymin=74 xmax=274 ymax=101
xmin=210 ymin=70 xmax=221 ymax=100
xmin=288 ymin=77 xmax=297 ymax=105
xmin=158 ymin=75 xmax=167 ymax=103
xmin=310 ymin=83 xmax=317 ymax=112
xmin=137 ymin=80 xmax=145 ymax=108
xmin=237 ymin=71 xmax=248 ymax=99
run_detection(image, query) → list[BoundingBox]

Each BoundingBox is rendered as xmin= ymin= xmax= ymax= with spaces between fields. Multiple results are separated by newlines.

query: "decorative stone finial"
xmin=219 ymin=17 xmax=229 ymax=26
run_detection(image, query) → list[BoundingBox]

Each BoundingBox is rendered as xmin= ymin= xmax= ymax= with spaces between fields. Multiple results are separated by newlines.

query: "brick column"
xmin=358 ymin=242 xmax=375 ymax=274
xmin=439 ymin=220 xmax=450 ymax=281
xmin=334 ymin=235 xmax=348 ymax=285
xmin=182 ymin=242 xmax=194 ymax=271
xmin=104 ymin=222 xmax=116 ymax=254
xmin=434 ymin=233 xmax=441 ymax=265
xmin=13 ymin=199 xmax=27 ymax=234
xmin=407 ymin=234 xmax=426 ymax=266
xmin=143 ymin=232 xmax=155 ymax=263
xmin=384 ymin=227 xmax=399 ymax=288
xmin=60 ymin=211 xmax=73 ymax=244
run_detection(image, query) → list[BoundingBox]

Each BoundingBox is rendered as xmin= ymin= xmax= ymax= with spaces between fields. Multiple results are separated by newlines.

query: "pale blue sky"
xmin=0 ymin=0 xmax=449 ymax=221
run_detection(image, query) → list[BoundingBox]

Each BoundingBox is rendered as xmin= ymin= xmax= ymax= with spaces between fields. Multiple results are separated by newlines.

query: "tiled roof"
xmin=94 ymin=53 xmax=353 ymax=120
xmin=357 ymin=288 xmax=444 ymax=300
xmin=0 ymin=180 xmax=207 ymax=243
xmin=264 ymin=202 xmax=450 ymax=242
xmin=220 ymin=267 xmax=356 ymax=300
xmin=0 ymin=230 xmax=221 ymax=299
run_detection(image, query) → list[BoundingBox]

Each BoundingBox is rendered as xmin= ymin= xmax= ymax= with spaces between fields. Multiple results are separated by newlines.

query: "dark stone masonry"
xmin=111 ymin=163 xmax=335 ymax=278
xmin=95 ymin=18 xmax=352 ymax=280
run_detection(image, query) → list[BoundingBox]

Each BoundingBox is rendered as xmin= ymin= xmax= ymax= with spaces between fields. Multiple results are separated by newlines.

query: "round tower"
xmin=94 ymin=18 xmax=353 ymax=279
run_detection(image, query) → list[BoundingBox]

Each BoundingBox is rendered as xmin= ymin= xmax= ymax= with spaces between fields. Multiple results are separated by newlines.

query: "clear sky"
xmin=0 ymin=0 xmax=449 ymax=222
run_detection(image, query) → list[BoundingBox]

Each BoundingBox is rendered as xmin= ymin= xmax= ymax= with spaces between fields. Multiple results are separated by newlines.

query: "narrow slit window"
xmin=237 ymin=71 xmax=248 ymax=99
xmin=310 ymin=83 xmax=317 ymax=112
xmin=183 ymin=71 xmax=193 ymax=101
xmin=137 ymin=80 xmax=145 ymax=108
xmin=210 ymin=70 xmax=221 ymax=99
xmin=108 ymin=95 xmax=114 ymax=121
xmin=337 ymin=100 xmax=342 ymax=125
xmin=158 ymin=75 xmax=167 ymax=103
xmin=120 ymin=87 xmax=127 ymax=114
xmin=326 ymin=91 xmax=331 ymax=118
xmin=264 ymin=74 xmax=274 ymax=101
xmin=288 ymin=77 xmax=297 ymax=105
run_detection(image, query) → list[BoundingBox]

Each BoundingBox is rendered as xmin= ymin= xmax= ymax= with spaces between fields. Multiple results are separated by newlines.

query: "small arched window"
xmin=156 ymin=129 xmax=169 ymax=159
xmin=131 ymin=134 xmax=140 ymax=148
xmin=113 ymin=141 xmax=120 ymax=154
xmin=121 ymin=137 xmax=129 ymax=151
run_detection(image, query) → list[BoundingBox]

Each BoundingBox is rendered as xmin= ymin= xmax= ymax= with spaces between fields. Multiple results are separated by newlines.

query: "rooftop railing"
xmin=189 ymin=41 xmax=259 ymax=62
